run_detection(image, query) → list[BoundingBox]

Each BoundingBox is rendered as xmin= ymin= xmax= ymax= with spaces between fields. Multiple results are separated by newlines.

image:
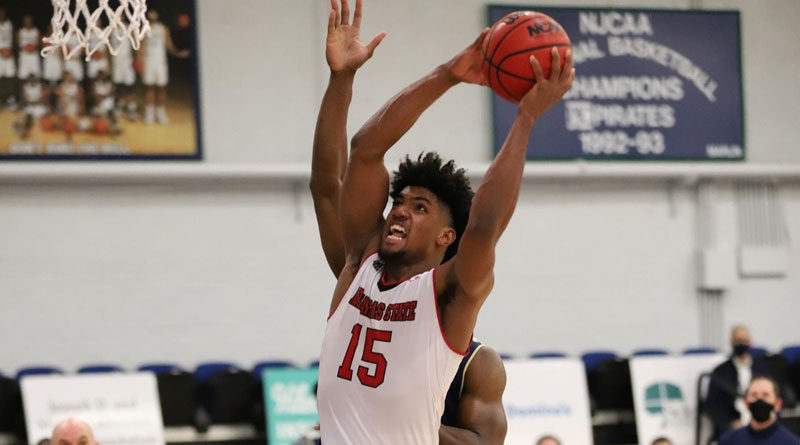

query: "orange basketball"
xmin=0 ymin=48 xmax=11 ymax=58
xmin=24 ymin=44 xmax=37 ymax=53
xmin=482 ymin=11 xmax=571 ymax=103
xmin=62 ymin=117 xmax=77 ymax=135
xmin=94 ymin=117 xmax=111 ymax=134
xmin=40 ymin=115 xmax=56 ymax=132
xmin=177 ymin=13 xmax=191 ymax=28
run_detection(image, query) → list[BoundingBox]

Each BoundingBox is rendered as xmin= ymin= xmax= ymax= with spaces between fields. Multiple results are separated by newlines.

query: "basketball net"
xmin=42 ymin=0 xmax=151 ymax=61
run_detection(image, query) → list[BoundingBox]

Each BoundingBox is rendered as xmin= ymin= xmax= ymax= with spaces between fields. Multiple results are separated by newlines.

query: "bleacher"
xmin=2 ymin=345 xmax=799 ymax=445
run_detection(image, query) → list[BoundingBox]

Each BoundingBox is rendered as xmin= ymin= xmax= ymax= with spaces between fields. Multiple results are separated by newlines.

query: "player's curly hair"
xmin=390 ymin=152 xmax=474 ymax=263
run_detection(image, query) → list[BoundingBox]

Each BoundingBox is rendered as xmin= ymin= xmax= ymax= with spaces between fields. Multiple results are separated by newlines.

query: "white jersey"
xmin=317 ymin=252 xmax=465 ymax=445
xmin=60 ymin=82 xmax=81 ymax=117
xmin=23 ymin=81 xmax=43 ymax=103
xmin=0 ymin=20 xmax=12 ymax=51
xmin=145 ymin=23 xmax=167 ymax=66
xmin=19 ymin=27 xmax=40 ymax=52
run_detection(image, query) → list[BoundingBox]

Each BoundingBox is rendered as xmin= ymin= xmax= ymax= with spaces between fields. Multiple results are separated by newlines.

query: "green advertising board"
xmin=263 ymin=367 xmax=319 ymax=445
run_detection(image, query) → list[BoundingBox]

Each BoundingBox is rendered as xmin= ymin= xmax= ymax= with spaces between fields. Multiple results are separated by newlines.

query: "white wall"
xmin=1 ymin=0 xmax=799 ymax=374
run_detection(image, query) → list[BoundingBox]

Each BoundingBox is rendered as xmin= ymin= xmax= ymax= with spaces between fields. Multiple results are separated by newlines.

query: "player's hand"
xmin=326 ymin=0 xmax=386 ymax=73
xmin=518 ymin=47 xmax=574 ymax=123
xmin=446 ymin=28 xmax=489 ymax=86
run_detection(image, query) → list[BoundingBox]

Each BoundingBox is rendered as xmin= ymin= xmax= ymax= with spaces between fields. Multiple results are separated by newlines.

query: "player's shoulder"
xmin=463 ymin=344 xmax=506 ymax=396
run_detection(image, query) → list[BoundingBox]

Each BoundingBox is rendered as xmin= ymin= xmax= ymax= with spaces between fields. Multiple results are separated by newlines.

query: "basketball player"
xmin=56 ymin=70 xmax=85 ymax=140
xmin=91 ymin=70 xmax=120 ymax=134
xmin=316 ymin=0 xmax=573 ymax=442
xmin=110 ymin=30 xmax=137 ymax=121
xmin=311 ymin=2 xmax=507 ymax=443
xmin=86 ymin=20 xmax=110 ymax=80
xmin=63 ymin=33 xmax=85 ymax=81
xmin=139 ymin=10 xmax=189 ymax=125
xmin=15 ymin=74 xmax=49 ymax=139
xmin=0 ymin=8 xmax=17 ymax=109
xmin=41 ymin=25 xmax=64 ymax=86
xmin=17 ymin=15 xmax=41 ymax=80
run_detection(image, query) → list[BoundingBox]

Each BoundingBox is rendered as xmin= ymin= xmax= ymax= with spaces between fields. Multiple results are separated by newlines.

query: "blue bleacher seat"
xmin=16 ymin=366 xmax=63 ymax=380
xmin=77 ymin=364 xmax=123 ymax=374
xmin=750 ymin=346 xmax=769 ymax=358
xmin=581 ymin=351 xmax=617 ymax=372
xmin=530 ymin=352 xmax=567 ymax=359
xmin=138 ymin=363 xmax=184 ymax=375
xmin=309 ymin=360 xmax=320 ymax=368
xmin=498 ymin=353 xmax=514 ymax=360
xmin=782 ymin=346 xmax=800 ymax=365
xmin=194 ymin=362 xmax=239 ymax=383
xmin=683 ymin=347 xmax=718 ymax=355
xmin=253 ymin=361 xmax=294 ymax=380
xmin=632 ymin=348 xmax=669 ymax=357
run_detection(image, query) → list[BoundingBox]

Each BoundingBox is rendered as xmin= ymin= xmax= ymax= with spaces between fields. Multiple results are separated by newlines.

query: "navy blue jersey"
xmin=441 ymin=341 xmax=484 ymax=427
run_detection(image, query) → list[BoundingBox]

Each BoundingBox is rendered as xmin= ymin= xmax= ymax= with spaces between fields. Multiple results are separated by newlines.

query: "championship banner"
xmin=264 ymin=368 xmax=319 ymax=445
xmin=0 ymin=0 xmax=200 ymax=159
xmin=630 ymin=354 xmax=725 ymax=445
xmin=488 ymin=6 xmax=743 ymax=160
xmin=20 ymin=373 xmax=164 ymax=445
xmin=503 ymin=358 xmax=593 ymax=445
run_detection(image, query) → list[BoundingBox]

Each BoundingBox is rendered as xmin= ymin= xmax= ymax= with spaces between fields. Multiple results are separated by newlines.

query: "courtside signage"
xmin=489 ymin=6 xmax=744 ymax=160
xmin=630 ymin=354 xmax=725 ymax=445
xmin=20 ymin=373 xmax=165 ymax=445
xmin=503 ymin=358 xmax=593 ymax=444
xmin=264 ymin=368 xmax=319 ymax=445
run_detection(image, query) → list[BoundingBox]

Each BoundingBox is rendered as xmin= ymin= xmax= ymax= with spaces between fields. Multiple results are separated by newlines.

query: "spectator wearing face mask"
xmin=719 ymin=376 xmax=800 ymax=444
xmin=704 ymin=325 xmax=769 ymax=441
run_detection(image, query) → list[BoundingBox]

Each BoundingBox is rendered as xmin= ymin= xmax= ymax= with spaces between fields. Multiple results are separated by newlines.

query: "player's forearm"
xmin=439 ymin=425 xmax=483 ymax=445
xmin=350 ymin=64 xmax=458 ymax=160
xmin=466 ymin=114 xmax=534 ymax=239
xmin=310 ymin=71 xmax=354 ymax=199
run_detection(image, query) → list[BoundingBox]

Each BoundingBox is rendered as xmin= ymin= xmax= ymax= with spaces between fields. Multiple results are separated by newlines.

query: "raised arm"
xmin=341 ymin=28 xmax=489 ymax=263
xmin=440 ymin=49 xmax=575 ymax=350
xmin=439 ymin=347 xmax=507 ymax=445
xmin=311 ymin=0 xmax=385 ymax=277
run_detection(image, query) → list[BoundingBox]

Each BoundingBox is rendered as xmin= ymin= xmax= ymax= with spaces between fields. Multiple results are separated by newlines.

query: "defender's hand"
xmin=518 ymin=47 xmax=574 ymax=123
xmin=326 ymin=0 xmax=386 ymax=73
xmin=446 ymin=28 xmax=490 ymax=86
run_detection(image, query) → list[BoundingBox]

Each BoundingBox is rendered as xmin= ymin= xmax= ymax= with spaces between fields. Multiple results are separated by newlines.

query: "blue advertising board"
xmin=489 ymin=6 xmax=744 ymax=160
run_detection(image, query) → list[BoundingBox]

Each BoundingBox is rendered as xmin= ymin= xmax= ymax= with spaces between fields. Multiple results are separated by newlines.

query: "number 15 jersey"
xmin=317 ymin=252 xmax=466 ymax=444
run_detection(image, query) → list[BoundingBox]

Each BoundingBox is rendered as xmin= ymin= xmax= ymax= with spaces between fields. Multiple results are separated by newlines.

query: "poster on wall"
xmin=488 ymin=6 xmax=743 ymax=160
xmin=0 ymin=0 xmax=201 ymax=160
xmin=264 ymin=368 xmax=319 ymax=445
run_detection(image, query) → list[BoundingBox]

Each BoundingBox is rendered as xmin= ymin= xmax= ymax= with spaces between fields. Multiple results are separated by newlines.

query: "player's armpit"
xmin=440 ymin=347 xmax=508 ymax=445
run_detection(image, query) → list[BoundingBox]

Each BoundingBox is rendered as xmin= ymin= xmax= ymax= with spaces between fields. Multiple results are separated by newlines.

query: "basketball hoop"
xmin=42 ymin=0 xmax=151 ymax=61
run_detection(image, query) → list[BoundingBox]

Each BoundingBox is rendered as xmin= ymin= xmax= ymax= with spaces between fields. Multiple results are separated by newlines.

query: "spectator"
xmin=719 ymin=376 xmax=800 ymax=444
xmin=536 ymin=435 xmax=560 ymax=445
xmin=50 ymin=418 xmax=98 ymax=445
xmin=705 ymin=325 xmax=768 ymax=440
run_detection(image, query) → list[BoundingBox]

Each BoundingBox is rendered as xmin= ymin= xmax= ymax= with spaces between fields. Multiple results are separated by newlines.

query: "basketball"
xmin=0 ymin=48 xmax=11 ymax=58
xmin=482 ymin=11 xmax=571 ymax=103
xmin=24 ymin=44 xmax=37 ymax=53
xmin=177 ymin=13 xmax=191 ymax=28
xmin=39 ymin=115 xmax=56 ymax=132
xmin=62 ymin=117 xmax=77 ymax=135
xmin=94 ymin=117 xmax=111 ymax=135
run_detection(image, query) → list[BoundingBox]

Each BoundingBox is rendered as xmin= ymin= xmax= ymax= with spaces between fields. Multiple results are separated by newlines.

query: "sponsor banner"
xmin=503 ymin=358 xmax=593 ymax=445
xmin=630 ymin=354 xmax=725 ymax=445
xmin=264 ymin=368 xmax=319 ymax=445
xmin=488 ymin=6 xmax=743 ymax=160
xmin=20 ymin=373 xmax=164 ymax=445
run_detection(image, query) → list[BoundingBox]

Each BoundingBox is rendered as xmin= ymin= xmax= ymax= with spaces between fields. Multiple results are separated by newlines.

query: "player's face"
xmin=23 ymin=16 xmax=33 ymax=27
xmin=380 ymin=186 xmax=453 ymax=263
xmin=147 ymin=11 xmax=158 ymax=22
xmin=745 ymin=379 xmax=778 ymax=405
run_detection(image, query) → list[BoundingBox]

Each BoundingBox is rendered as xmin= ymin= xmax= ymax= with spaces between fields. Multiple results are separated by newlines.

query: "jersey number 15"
xmin=337 ymin=323 xmax=392 ymax=388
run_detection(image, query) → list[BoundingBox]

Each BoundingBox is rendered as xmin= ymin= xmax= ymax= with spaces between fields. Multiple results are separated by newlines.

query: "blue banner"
xmin=489 ymin=6 xmax=744 ymax=160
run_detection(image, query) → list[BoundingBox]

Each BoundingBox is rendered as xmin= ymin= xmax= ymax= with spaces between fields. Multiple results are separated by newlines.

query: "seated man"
xmin=705 ymin=325 xmax=768 ymax=440
xmin=50 ymin=418 xmax=99 ymax=445
xmin=719 ymin=376 xmax=800 ymax=445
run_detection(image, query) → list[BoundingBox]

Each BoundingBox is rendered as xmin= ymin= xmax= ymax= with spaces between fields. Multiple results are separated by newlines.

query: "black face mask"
xmin=748 ymin=398 xmax=775 ymax=422
xmin=733 ymin=343 xmax=751 ymax=356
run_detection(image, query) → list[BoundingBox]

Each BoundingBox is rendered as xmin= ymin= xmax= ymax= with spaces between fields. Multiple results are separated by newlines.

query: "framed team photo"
xmin=0 ymin=0 xmax=201 ymax=160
